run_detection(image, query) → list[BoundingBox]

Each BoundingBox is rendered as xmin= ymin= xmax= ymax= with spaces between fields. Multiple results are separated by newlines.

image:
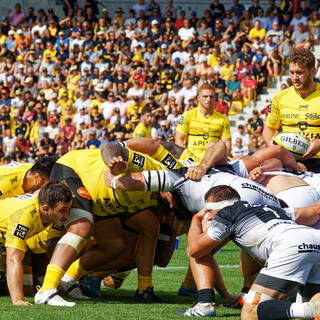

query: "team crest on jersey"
xmin=298 ymin=121 xmax=308 ymax=131
xmin=77 ymin=188 xmax=92 ymax=200
xmin=177 ymin=115 xmax=184 ymax=125
xmin=13 ymin=224 xmax=29 ymax=240
xmin=132 ymin=153 xmax=145 ymax=168
xmin=161 ymin=154 xmax=177 ymax=169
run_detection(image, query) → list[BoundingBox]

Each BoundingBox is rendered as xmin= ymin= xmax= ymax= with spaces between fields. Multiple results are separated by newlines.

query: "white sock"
xmin=61 ymin=273 xmax=74 ymax=282
xmin=290 ymin=302 xmax=311 ymax=318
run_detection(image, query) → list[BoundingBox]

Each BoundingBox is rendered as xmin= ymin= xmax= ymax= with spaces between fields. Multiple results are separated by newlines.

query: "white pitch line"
xmin=154 ymin=265 xmax=239 ymax=270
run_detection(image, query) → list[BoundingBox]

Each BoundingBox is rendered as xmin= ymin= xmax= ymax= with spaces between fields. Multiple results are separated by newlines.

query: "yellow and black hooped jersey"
xmin=0 ymin=162 xmax=32 ymax=199
xmin=56 ymin=149 xmax=164 ymax=217
xmin=176 ymin=107 xmax=231 ymax=160
xmin=266 ymin=85 xmax=320 ymax=158
xmin=0 ymin=193 xmax=45 ymax=252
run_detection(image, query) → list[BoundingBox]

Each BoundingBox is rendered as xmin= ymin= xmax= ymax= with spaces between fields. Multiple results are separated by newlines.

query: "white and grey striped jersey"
xmin=142 ymin=167 xmax=280 ymax=214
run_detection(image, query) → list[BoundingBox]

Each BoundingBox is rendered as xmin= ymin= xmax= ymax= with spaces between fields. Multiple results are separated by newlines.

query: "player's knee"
xmin=140 ymin=213 xmax=160 ymax=239
xmin=241 ymin=303 xmax=258 ymax=320
xmin=67 ymin=218 xmax=93 ymax=238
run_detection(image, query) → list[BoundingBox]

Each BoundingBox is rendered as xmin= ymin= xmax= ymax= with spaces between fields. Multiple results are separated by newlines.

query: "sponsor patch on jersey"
xmin=77 ymin=187 xmax=92 ymax=200
xmin=132 ymin=152 xmax=145 ymax=168
xmin=161 ymin=154 xmax=177 ymax=169
xmin=177 ymin=115 xmax=184 ymax=125
xmin=13 ymin=224 xmax=29 ymax=240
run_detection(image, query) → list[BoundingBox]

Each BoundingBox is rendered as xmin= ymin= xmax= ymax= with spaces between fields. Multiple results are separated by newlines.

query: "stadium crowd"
xmin=0 ymin=0 xmax=319 ymax=162
xmin=1 ymin=1 xmax=320 ymax=320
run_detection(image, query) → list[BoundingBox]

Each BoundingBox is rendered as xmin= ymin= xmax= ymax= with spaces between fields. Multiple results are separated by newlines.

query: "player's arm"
xmin=124 ymin=138 xmax=160 ymax=156
xmin=6 ymin=247 xmax=31 ymax=305
xmin=222 ymin=138 xmax=231 ymax=156
xmin=185 ymin=140 xmax=228 ymax=181
xmin=187 ymin=210 xmax=225 ymax=259
xmin=262 ymin=125 xmax=278 ymax=146
xmin=104 ymin=169 xmax=177 ymax=192
xmin=175 ymin=131 xmax=187 ymax=148
xmin=293 ymin=200 xmax=320 ymax=226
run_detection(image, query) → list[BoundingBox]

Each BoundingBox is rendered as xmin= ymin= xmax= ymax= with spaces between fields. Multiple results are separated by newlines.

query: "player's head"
xmin=288 ymin=49 xmax=316 ymax=91
xmin=38 ymin=181 xmax=72 ymax=227
xmin=141 ymin=106 xmax=152 ymax=126
xmin=204 ymin=185 xmax=240 ymax=211
xmin=199 ymin=83 xmax=215 ymax=111
xmin=27 ymin=155 xmax=59 ymax=192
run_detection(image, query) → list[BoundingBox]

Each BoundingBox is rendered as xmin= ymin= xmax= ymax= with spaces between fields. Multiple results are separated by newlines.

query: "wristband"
xmin=111 ymin=175 xmax=120 ymax=189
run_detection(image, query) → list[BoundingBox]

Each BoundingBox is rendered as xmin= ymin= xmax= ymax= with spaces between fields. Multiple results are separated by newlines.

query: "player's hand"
xmin=185 ymin=165 xmax=207 ymax=181
xmin=302 ymin=138 xmax=320 ymax=160
xmin=297 ymin=162 xmax=307 ymax=172
xmin=249 ymin=167 xmax=263 ymax=181
xmin=108 ymin=156 xmax=128 ymax=175
xmin=103 ymin=169 xmax=115 ymax=187
xmin=13 ymin=300 xmax=32 ymax=306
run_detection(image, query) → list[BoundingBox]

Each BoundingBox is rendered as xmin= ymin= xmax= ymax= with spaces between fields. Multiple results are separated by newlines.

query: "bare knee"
xmin=241 ymin=303 xmax=258 ymax=320
xmin=67 ymin=218 xmax=93 ymax=238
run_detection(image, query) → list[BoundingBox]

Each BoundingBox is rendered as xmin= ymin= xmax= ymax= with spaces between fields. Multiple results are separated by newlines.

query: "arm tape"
xmin=142 ymin=170 xmax=168 ymax=192
xmin=57 ymin=232 xmax=88 ymax=255
xmin=111 ymin=175 xmax=120 ymax=189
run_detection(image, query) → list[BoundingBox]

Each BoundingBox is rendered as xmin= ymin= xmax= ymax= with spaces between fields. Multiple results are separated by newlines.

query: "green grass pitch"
xmin=0 ymin=236 xmax=243 ymax=319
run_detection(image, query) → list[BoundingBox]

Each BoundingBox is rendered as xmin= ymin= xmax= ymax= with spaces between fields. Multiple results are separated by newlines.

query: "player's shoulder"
xmin=272 ymin=85 xmax=295 ymax=102
xmin=213 ymin=109 xmax=229 ymax=121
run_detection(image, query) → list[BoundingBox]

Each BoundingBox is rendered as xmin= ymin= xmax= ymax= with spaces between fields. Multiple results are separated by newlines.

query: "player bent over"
xmin=178 ymin=185 xmax=320 ymax=319
xmin=1 ymin=182 xmax=72 ymax=305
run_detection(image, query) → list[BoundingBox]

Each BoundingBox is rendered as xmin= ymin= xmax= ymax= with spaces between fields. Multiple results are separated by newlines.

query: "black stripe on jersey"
xmin=162 ymin=171 xmax=166 ymax=191
xmin=146 ymin=171 xmax=151 ymax=192
xmin=112 ymin=188 xmax=123 ymax=208
xmin=156 ymin=170 xmax=161 ymax=193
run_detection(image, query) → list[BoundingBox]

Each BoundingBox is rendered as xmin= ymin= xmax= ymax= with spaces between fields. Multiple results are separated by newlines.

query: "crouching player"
xmin=179 ymin=185 xmax=320 ymax=319
xmin=0 ymin=182 xmax=72 ymax=305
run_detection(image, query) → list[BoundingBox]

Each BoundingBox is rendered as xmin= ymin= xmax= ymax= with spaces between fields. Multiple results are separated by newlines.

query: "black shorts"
xmin=301 ymin=158 xmax=320 ymax=173
xmin=50 ymin=163 xmax=93 ymax=212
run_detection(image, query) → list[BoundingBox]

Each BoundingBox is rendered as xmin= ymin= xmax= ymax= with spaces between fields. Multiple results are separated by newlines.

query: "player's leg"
xmin=124 ymin=208 xmax=164 ymax=302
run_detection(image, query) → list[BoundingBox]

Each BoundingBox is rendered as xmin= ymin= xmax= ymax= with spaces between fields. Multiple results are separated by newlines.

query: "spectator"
xmin=214 ymin=92 xmax=229 ymax=116
xmin=292 ymin=23 xmax=311 ymax=49
xmin=233 ymin=137 xmax=249 ymax=157
xmin=233 ymin=124 xmax=250 ymax=147
xmin=245 ymin=109 xmax=264 ymax=137
xmin=133 ymin=106 xmax=152 ymax=138
xmin=241 ymin=70 xmax=258 ymax=107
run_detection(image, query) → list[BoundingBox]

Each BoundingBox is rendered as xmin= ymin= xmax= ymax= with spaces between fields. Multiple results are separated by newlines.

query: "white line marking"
xmin=154 ymin=265 xmax=239 ymax=270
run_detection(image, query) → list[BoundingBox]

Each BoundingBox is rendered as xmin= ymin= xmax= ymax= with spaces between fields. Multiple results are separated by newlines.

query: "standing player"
xmin=179 ymin=185 xmax=320 ymax=319
xmin=262 ymin=48 xmax=320 ymax=172
xmin=175 ymin=83 xmax=231 ymax=159
xmin=1 ymin=182 xmax=72 ymax=306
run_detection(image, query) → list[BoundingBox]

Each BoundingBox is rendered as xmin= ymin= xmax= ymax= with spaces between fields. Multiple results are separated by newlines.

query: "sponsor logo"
xmin=77 ymin=187 xmax=92 ymax=200
xmin=305 ymin=113 xmax=320 ymax=120
xmin=161 ymin=154 xmax=177 ymax=169
xmin=132 ymin=152 xmax=145 ymax=168
xmin=13 ymin=224 xmax=29 ymax=240
xmin=298 ymin=242 xmax=320 ymax=253
xmin=298 ymin=105 xmax=309 ymax=111
xmin=177 ymin=115 xmax=184 ymax=125
xmin=302 ymin=132 xmax=320 ymax=140
xmin=192 ymin=140 xmax=209 ymax=146
xmin=281 ymin=113 xmax=300 ymax=119
xmin=10 ymin=176 xmax=18 ymax=184
xmin=241 ymin=182 xmax=279 ymax=203
xmin=29 ymin=208 xmax=37 ymax=217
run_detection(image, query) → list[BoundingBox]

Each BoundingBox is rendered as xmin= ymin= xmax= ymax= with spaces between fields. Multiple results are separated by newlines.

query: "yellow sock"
xmin=40 ymin=264 xmax=65 ymax=291
xmin=138 ymin=274 xmax=152 ymax=291
xmin=182 ymin=266 xmax=195 ymax=288
xmin=65 ymin=259 xmax=88 ymax=281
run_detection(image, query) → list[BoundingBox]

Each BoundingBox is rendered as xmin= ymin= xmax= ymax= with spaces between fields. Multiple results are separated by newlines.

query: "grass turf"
xmin=1 ymin=235 xmax=243 ymax=319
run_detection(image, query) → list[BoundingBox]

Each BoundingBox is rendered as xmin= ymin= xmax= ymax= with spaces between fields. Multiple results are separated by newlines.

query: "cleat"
xmin=178 ymin=285 xmax=197 ymax=296
xmin=34 ymin=288 xmax=75 ymax=307
xmin=304 ymin=292 xmax=320 ymax=319
xmin=80 ymin=275 xmax=102 ymax=298
xmin=60 ymin=279 xmax=90 ymax=300
xmin=175 ymin=302 xmax=216 ymax=317
xmin=134 ymin=287 xmax=167 ymax=303
xmin=221 ymin=295 xmax=245 ymax=309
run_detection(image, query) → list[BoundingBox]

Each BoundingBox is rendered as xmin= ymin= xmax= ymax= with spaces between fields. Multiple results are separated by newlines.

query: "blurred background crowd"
xmin=0 ymin=0 xmax=319 ymax=163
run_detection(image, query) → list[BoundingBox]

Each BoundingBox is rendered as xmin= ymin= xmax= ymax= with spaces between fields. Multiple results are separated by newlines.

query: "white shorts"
xmin=277 ymin=185 xmax=320 ymax=208
xmin=302 ymin=172 xmax=320 ymax=194
xmin=260 ymin=227 xmax=320 ymax=285
xmin=230 ymin=159 xmax=249 ymax=178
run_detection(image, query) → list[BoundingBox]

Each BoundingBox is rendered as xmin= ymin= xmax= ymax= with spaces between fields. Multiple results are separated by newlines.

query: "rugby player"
xmin=262 ymin=48 xmax=320 ymax=172
xmin=35 ymin=148 xmax=172 ymax=306
xmin=0 ymin=155 xmax=58 ymax=199
xmin=177 ymin=185 xmax=320 ymax=319
xmin=175 ymin=83 xmax=231 ymax=159
xmin=0 ymin=181 xmax=72 ymax=306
